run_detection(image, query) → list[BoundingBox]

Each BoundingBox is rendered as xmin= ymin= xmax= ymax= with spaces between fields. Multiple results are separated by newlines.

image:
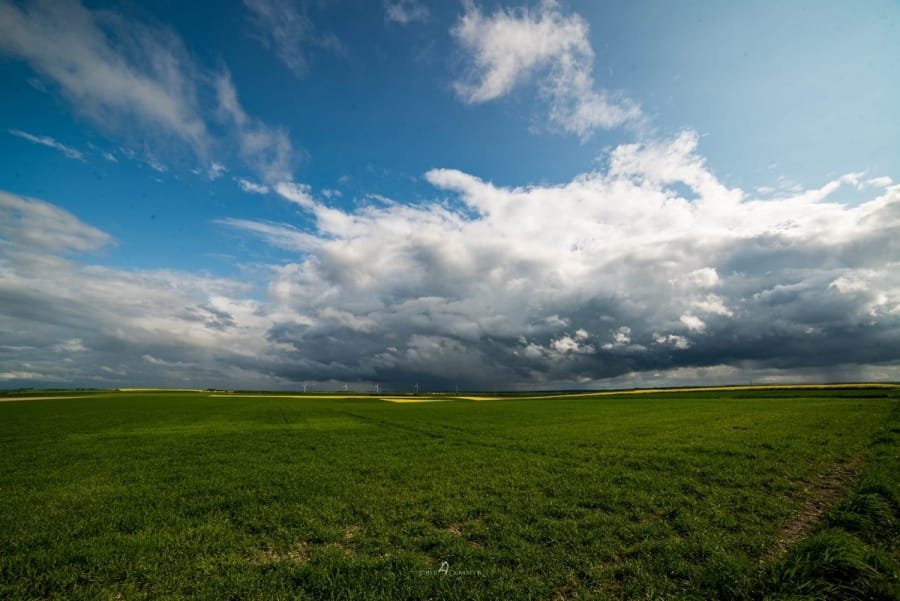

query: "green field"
xmin=1 ymin=387 xmax=898 ymax=599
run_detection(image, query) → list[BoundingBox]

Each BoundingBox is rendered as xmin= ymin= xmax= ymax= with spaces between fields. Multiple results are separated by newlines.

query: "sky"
xmin=0 ymin=0 xmax=899 ymax=391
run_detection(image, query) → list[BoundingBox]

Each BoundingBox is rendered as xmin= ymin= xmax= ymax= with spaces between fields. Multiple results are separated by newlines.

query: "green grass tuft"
xmin=763 ymin=529 xmax=898 ymax=600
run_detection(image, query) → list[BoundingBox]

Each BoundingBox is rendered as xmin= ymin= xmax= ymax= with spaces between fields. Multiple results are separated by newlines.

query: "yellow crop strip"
xmin=207 ymin=394 xmax=376 ymax=400
xmin=118 ymin=388 xmax=206 ymax=392
xmin=203 ymin=383 xmax=899 ymax=404
xmin=379 ymin=397 xmax=457 ymax=403
xmin=509 ymin=382 xmax=900 ymax=401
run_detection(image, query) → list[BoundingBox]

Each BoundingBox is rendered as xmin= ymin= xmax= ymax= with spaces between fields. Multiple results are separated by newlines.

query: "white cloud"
xmin=146 ymin=157 xmax=167 ymax=173
xmin=830 ymin=274 xmax=869 ymax=294
xmin=682 ymin=267 xmax=719 ymax=289
xmin=319 ymin=307 xmax=377 ymax=333
xmin=0 ymin=189 xmax=112 ymax=253
xmin=550 ymin=335 xmax=594 ymax=354
xmin=0 ymin=0 xmax=208 ymax=153
xmin=208 ymin=162 xmax=227 ymax=180
xmin=102 ymin=151 xmax=117 ymax=162
xmin=545 ymin=315 xmax=568 ymax=328
xmin=217 ymin=218 xmax=319 ymax=252
xmin=655 ymin=334 xmax=691 ymax=350
xmin=3 ymin=129 xmax=900 ymax=389
xmin=0 ymin=0 xmax=297 ymax=184
xmin=608 ymin=130 xmax=738 ymax=202
xmin=679 ymin=314 xmax=706 ymax=333
xmin=0 ymin=371 xmax=50 ymax=381
xmin=602 ymin=326 xmax=632 ymax=350
xmin=385 ymin=0 xmax=429 ymax=24
xmin=235 ymin=177 xmax=270 ymax=195
xmin=520 ymin=341 xmax=545 ymax=359
xmin=8 ymin=128 xmax=84 ymax=160
xmin=223 ymin=129 xmax=900 ymax=387
xmin=451 ymin=1 xmax=641 ymax=137
xmin=0 ymin=193 xmax=286 ymax=389
xmin=274 ymin=181 xmax=316 ymax=209
xmin=866 ymin=176 xmax=893 ymax=189
xmin=215 ymin=70 xmax=296 ymax=183
xmin=243 ymin=0 xmax=343 ymax=78
xmin=693 ymin=294 xmax=733 ymax=317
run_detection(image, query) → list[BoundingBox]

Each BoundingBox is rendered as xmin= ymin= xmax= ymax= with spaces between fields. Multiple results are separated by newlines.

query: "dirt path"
xmin=763 ymin=454 xmax=863 ymax=561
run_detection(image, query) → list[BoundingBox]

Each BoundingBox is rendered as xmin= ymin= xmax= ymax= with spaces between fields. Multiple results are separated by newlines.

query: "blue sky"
xmin=1 ymin=0 xmax=898 ymax=390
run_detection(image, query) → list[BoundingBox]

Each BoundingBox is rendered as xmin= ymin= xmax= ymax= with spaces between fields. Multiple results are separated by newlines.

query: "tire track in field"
xmin=762 ymin=453 xmax=864 ymax=562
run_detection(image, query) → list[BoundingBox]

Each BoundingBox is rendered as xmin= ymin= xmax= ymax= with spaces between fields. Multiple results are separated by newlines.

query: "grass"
xmin=759 ymin=397 xmax=900 ymax=600
xmin=0 ymin=386 xmax=898 ymax=599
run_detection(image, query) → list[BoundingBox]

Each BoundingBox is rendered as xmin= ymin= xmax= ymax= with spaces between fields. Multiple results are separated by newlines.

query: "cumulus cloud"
xmin=451 ymin=0 xmax=641 ymax=137
xmin=2 ymin=132 xmax=899 ymax=390
xmin=679 ymin=314 xmax=706 ymax=333
xmin=243 ymin=0 xmax=343 ymax=78
xmin=602 ymin=326 xmax=632 ymax=350
xmin=680 ymin=267 xmax=719 ymax=289
xmin=8 ymin=129 xmax=84 ymax=160
xmin=0 ymin=0 xmax=297 ymax=183
xmin=217 ymin=131 xmax=899 ymax=389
